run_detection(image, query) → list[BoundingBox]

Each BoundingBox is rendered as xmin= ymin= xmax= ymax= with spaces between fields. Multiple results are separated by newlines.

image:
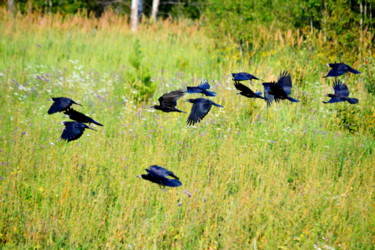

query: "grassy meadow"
xmin=0 ymin=10 xmax=374 ymax=248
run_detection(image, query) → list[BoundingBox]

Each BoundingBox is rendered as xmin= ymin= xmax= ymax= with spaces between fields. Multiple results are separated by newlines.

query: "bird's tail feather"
xmin=346 ymin=98 xmax=359 ymax=104
xmin=92 ymin=120 xmax=104 ymax=126
xmin=287 ymin=96 xmax=300 ymax=102
xmin=348 ymin=68 xmax=361 ymax=74
xmin=202 ymin=90 xmax=216 ymax=97
xmin=212 ymin=103 xmax=223 ymax=108
xmin=255 ymin=91 xmax=266 ymax=100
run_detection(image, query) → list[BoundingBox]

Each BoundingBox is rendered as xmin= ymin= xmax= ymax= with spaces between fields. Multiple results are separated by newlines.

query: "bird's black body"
xmin=262 ymin=71 xmax=299 ymax=106
xmin=185 ymin=98 xmax=223 ymax=125
xmin=152 ymin=89 xmax=185 ymax=113
xmin=234 ymin=82 xmax=265 ymax=100
xmin=139 ymin=165 xmax=182 ymax=187
xmin=262 ymin=82 xmax=274 ymax=106
xmin=48 ymin=97 xmax=82 ymax=115
xmin=323 ymin=80 xmax=358 ymax=104
xmin=64 ymin=109 xmax=103 ymax=126
xmin=324 ymin=62 xmax=360 ymax=78
xmin=186 ymin=80 xmax=216 ymax=97
xmin=60 ymin=121 xmax=96 ymax=142
xmin=232 ymin=72 xmax=259 ymax=82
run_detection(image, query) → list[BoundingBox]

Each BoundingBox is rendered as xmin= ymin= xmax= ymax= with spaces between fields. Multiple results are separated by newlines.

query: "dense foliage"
xmin=205 ymin=0 xmax=374 ymax=58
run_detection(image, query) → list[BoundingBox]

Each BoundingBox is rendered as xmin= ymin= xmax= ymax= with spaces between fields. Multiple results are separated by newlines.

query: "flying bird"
xmin=186 ymin=80 xmax=216 ymax=97
xmin=323 ymin=62 xmax=360 ymax=78
xmin=151 ymin=89 xmax=186 ymax=113
xmin=60 ymin=121 xmax=96 ymax=142
xmin=48 ymin=97 xmax=82 ymax=115
xmin=262 ymin=71 xmax=299 ymax=106
xmin=138 ymin=165 xmax=182 ymax=187
xmin=64 ymin=109 xmax=103 ymax=126
xmin=185 ymin=98 xmax=223 ymax=125
xmin=232 ymin=72 xmax=259 ymax=83
xmin=234 ymin=81 xmax=265 ymax=100
xmin=262 ymin=82 xmax=275 ymax=107
xmin=323 ymin=80 xmax=358 ymax=104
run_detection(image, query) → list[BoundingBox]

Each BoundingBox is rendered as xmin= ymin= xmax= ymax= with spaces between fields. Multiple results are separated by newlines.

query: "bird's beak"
xmin=325 ymin=64 xmax=330 ymax=67
xmin=88 ymin=127 xmax=97 ymax=131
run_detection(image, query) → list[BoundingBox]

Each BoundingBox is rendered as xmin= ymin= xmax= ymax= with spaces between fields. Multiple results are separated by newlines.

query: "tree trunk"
xmin=151 ymin=0 xmax=160 ymax=21
xmin=7 ymin=0 xmax=14 ymax=13
xmin=131 ymin=0 xmax=139 ymax=32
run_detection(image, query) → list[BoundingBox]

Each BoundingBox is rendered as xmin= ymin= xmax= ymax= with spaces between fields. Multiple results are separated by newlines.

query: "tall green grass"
xmin=0 ymin=10 xmax=374 ymax=248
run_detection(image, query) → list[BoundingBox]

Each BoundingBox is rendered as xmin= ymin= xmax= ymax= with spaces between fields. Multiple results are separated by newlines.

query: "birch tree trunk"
xmin=151 ymin=0 xmax=160 ymax=21
xmin=131 ymin=0 xmax=139 ymax=32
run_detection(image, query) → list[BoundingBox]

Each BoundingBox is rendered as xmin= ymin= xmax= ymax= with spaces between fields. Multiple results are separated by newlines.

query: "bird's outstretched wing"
xmin=61 ymin=122 xmax=86 ymax=142
xmin=149 ymin=165 xmax=179 ymax=179
xmin=232 ymin=72 xmax=259 ymax=81
xmin=187 ymin=99 xmax=212 ymax=125
xmin=186 ymin=80 xmax=216 ymax=96
xmin=158 ymin=89 xmax=185 ymax=108
xmin=48 ymin=98 xmax=71 ymax=114
xmin=234 ymin=82 xmax=256 ymax=95
xmin=326 ymin=63 xmax=348 ymax=77
xmin=278 ymin=71 xmax=292 ymax=95
xmin=198 ymin=80 xmax=210 ymax=90
xmin=333 ymin=80 xmax=349 ymax=97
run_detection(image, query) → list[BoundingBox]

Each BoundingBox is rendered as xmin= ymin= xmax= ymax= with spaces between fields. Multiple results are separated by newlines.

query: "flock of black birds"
xmin=46 ymin=62 xmax=360 ymax=188
xmin=150 ymin=79 xmax=223 ymax=126
xmin=48 ymin=97 xmax=103 ymax=142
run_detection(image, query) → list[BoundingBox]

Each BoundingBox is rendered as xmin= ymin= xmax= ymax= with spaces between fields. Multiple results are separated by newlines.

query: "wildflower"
xmin=184 ymin=190 xmax=192 ymax=198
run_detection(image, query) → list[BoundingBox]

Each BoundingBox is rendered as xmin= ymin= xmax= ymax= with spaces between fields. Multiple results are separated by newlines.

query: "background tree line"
xmin=2 ymin=0 xmax=203 ymax=18
xmin=1 ymin=0 xmax=374 ymax=57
